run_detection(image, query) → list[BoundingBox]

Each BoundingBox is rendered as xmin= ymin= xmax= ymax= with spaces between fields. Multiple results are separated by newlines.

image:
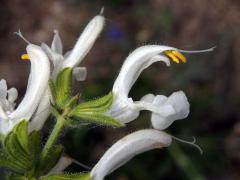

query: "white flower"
xmin=29 ymin=14 xmax=105 ymax=131
xmin=90 ymin=129 xmax=172 ymax=180
xmin=107 ymin=45 xmax=190 ymax=129
xmin=0 ymin=44 xmax=50 ymax=135
xmin=41 ymin=14 xmax=105 ymax=79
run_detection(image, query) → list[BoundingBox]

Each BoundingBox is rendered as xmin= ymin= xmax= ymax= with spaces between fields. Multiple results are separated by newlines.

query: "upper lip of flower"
xmin=90 ymin=129 xmax=172 ymax=180
xmin=0 ymin=44 xmax=50 ymax=135
xmin=112 ymin=45 xmax=177 ymax=98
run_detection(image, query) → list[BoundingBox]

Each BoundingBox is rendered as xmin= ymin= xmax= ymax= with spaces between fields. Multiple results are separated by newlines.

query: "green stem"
xmin=41 ymin=108 xmax=66 ymax=160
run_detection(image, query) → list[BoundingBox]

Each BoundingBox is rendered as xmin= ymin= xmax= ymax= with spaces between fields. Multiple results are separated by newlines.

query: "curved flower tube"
xmin=107 ymin=45 xmax=190 ymax=129
xmin=29 ymin=14 xmax=105 ymax=131
xmin=0 ymin=44 xmax=50 ymax=135
xmin=90 ymin=129 xmax=172 ymax=180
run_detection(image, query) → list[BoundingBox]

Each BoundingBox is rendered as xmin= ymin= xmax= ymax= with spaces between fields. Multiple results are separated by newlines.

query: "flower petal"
xmin=73 ymin=67 xmax=87 ymax=81
xmin=0 ymin=79 xmax=7 ymax=100
xmin=7 ymin=88 xmax=18 ymax=103
xmin=41 ymin=43 xmax=63 ymax=68
xmin=0 ymin=116 xmax=14 ymax=136
xmin=151 ymin=91 xmax=190 ymax=130
xmin=9 ymin=44 xmax=50 ymax=124
xmin=62 ymin=15 xmax=105 ymax=68
xmin=51 ymin=30 xmax=63 ymax=55
xmin=0 ymin=106 xmax=8 ymax=120
xmin=90 ymin=129 xmax=172 ymax=180
xmin=29 ymin=89 xmax=51 ymax=131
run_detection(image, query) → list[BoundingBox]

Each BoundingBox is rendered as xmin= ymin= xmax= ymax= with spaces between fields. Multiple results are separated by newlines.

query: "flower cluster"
xmin=0 ymin=12 xmax=214 ymax=180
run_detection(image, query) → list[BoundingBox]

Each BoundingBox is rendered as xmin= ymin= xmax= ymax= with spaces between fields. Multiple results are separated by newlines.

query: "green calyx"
xmin=50 ymin=67 xmax=123 ymax=128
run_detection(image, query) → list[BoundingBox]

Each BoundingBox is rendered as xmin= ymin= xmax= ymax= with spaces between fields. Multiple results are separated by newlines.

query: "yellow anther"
xmin=164 ymin=50 xmax=180 ymax=64
xmin=171 ymin=50 xmax=187 ymax=63
xmin=21 ymin=54 xmax=29 ymax=60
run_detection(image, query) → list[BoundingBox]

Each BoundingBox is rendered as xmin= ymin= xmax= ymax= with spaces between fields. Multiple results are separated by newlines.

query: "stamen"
xmin=21 ymin=54 xmax=29 ymax=60
xmin=71 ymin=158 xmax=92 ymax=170
xmin=171 ymin=135 xmax=203 ymax=155
xmin=164 ymin=50 xmax=180 ymax=63
xmin=171 ymin=50 xmax=186 ymax=63
xmin=178 ymin=46 xmax=216 ymax=54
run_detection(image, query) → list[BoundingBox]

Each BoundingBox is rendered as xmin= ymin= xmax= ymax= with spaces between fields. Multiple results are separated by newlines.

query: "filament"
xmin=171 ymin=135 xmax=203 ymax=155
xmin=178 ymin=46 xmax=216 ymax=54
xmin=71 ymin=159 xmax=92 ymax=170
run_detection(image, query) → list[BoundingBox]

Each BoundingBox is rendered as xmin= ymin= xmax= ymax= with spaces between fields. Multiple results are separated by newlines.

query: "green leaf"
xmin=70 ymin=92 xmax=113 ymax=114
xmin=40 ymin=172 xmax=91 ymax=180
xmin=13 ymin=120 xmax=29 ymax=154
xmin=70 ymin=112 xmax=124 ymax=127
xmin=3 ymin=121 xmax=32 ymax=171
xmin=4 ymin=132 xmax=31 ymax=169
xmin=29 ymin=131 xmax=41 ymax=162
xmin=55 ymin=68 xmax=73 ymax=108
xmin=0 ymin=150 xmax=26 ymax=173
xmin=39 ymin=145 xmax=64 ymax=175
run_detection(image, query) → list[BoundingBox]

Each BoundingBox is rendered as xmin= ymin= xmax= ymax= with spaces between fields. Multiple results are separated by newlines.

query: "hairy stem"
xmin=41 ymin=107 xmax=66 ymax=160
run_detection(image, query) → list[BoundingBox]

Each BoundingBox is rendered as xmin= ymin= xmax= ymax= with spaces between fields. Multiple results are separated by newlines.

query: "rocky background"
xmin=0 ymin=0 xmax=240 ymax=179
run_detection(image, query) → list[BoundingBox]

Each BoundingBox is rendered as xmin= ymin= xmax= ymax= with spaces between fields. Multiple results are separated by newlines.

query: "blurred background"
xmin=0 ymin=0 xmax=239 ymax=179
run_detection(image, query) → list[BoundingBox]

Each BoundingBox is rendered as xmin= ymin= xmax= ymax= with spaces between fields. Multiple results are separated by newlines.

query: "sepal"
xmin=50 ymin=68 xmax=73 ymax=109
xmin=71 ymin=92 xmax=113 ymax=113
xmin=69 ymin=113 xmax=123 ymax=128
xmin=68 ymin=92 xmax=123 ymax=127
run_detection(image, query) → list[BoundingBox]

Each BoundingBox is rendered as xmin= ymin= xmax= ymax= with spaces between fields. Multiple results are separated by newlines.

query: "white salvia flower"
xmin=29 ymin=14 xmax=105 ymax=131
xmin=0 ymin=44 xmax=50 ymax=135
xmin=108 ymin=45 xmax=214 ymax=129
xmin=107 ymin=45 xmax=189 ymax=129
xmin=90 ymin=129 xmax=172 ymax=180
